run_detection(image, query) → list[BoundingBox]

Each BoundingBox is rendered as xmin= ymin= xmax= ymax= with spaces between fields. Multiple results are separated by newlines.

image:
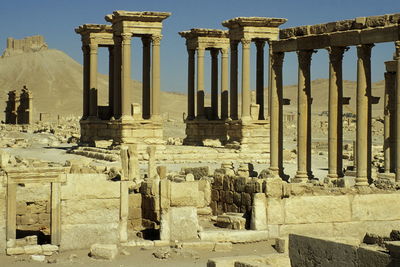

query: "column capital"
xmin=221 ymin=48 xmax=229 ymax=57
xmin=121 ymin=33 xmax=131 ymax=44
xmin=196 ymin=47 xmax=205 ymax=56
xmin=297 ymin=50 xmax=316 ymax=67
xmin=151 ymin=34 xmax=162 ymax=46
xmin=81 ymin=45 xmax=89 ymax=54
xmin=241 ymin=38 xmax=251 ymax=48
xmin=327 ymin=46 xmax=348 ymax=63
xmin=271 ymin=52 xmax=285 ymax=67
xmin=187 ymin=48 xmax=195 ymax=56
xmin=210 ymin=48 xmax=219 ymax=58
xmin=395 ymin=41 xmax=400 ymax=59
xmin=356 ymin=44 xmax=374 ymax=60
xmin=230 ymin=40 xmax=239 ymax=50
xmin=89 ymin=43 xmax=98 ymax=54
xmin=255 ymin=40 xmax=266 ymax=50
xmin=142 ymin=36 xmax=151 ymax=47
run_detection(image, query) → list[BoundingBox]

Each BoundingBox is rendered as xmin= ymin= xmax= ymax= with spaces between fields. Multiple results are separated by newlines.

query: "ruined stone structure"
xmin=2 ymin=36 xmax=47 ymax=57
xmin=268 ymin=14 xmax=400 ymax=185
xmin=181 ymin=18 xmax=287 ymax=151
xmin=4 ymin=86 xmax=33 ymax=124
xmin=76 ymin=11 xmax=170 ymax=146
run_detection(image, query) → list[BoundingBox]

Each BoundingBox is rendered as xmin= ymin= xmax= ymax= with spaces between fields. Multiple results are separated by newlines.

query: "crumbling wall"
xmin=60 ymin=174 xmax=121 ymax=250
xmin=2 ymin=36 xmax=48 ymax=57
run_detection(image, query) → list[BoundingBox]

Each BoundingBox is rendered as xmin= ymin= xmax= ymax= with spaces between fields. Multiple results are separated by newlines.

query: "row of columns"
xmin=82 ymin=34 xmax=162 ymax=121
xmin=187 ymin=39 xmax=268 ymax=121
xmin=269 ymin=41 xmax=400 ymax=186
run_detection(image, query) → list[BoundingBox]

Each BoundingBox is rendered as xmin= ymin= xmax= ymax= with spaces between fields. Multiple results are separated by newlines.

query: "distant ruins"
xmin=4 ymin=86 xmax=33 ymax=124
xmin=2 ymin=35 xmax=47 ymax=57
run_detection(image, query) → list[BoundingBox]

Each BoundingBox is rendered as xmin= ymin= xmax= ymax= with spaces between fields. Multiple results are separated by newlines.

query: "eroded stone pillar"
xmin=121 ymin=33 xmax=132 ymax=120
xmin=211 ymin=49 xmax=219 ymax=120
xmin=89 ymin=43 xmax=98 ymax=119
xmin=327 ymin=47 xmax=347 ymax=183
xmin=108 ymin=46 xmax=115 ymax=119
xmin=395 ymin=42 xmax=400 ymax=182
xmin=113 ymin=36 xmax=122 ymax=119
xmin=196 ymin=47 xmax=205 ymax=119
xmin=256 ymin=40 xmax=265 ymax=120
xmin=142 ymin=37 xmax=151 ymax=119
xmin=294 ymin=50 xmax=314 ymax=183
xmin=384 ymin=68 xmax=396 ymax=173
xmin=230 ymin=41 xmax=239 ymax=120
xmin=187 ymin=49 xmax=196 ymax=120
xmin=151 ymin=35 xmax=162 ymax=121
xmin=269 ymin=52 xmax=284 ymax=178
xmin=82 ymin=45 xmax=90 ymax=119
xmin=241 ymin=38 xmax=251 ymax=120
xmin=221 ymin=48 xmax=229 ymax=120
xmin=355 ymin=44 xmax=374 ymax=187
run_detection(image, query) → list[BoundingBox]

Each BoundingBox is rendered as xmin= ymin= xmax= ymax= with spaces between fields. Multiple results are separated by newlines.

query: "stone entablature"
xmin=75 ymin=24 xmax=114 ymax=47
xmin=179 ymin=29 xmax=229 ymax=50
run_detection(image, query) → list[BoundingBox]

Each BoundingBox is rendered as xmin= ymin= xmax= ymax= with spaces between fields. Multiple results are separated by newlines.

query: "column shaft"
xmin=142 ymin=37 xmax=151 ymax=119
xmin=221 ymin=48 xmax=229 ymax=120
xmin=211 ymin=49 xmax=219 ymax=120
xmin=395 ymin=42 xmax=400 ymax=181
xmin=230 ymin=41 xmax=239 ymax=120
xmin=89 ymin=43 xmax=98 ymax=118
xmin=187 ymin=49 xmax=196 ymax=120
xmin=113 ymin=37 xmax=122 ymax=119
xmin=256 ymin=40 xmax=265 ymax=120
xmin=108 ymin=46 xmax=115 ymax=119
xmin=121 ymin=33 xmax=132 ymax=119
xmin=294 ymin=50 xmax=314 ymax=182
xmin=241 ymin=38 xmax=251 ymax=120
xmin=196 ymin=47 xmax=205 ymax=119
xmin=151 ymin=35 xmax=162 ymax=120
xmin=269 ymin=52 xmax=285 ymax=178
xmin=355 ymin=44 xmax=373 ymax=186
xmin=384 ymin=70 xmax=396 ymax=173
xmin=82 ymin=45 xmax=89 ymax=119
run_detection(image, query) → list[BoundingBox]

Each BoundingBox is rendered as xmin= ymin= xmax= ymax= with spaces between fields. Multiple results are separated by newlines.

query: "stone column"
xmin=187 ymin=49 xmax=196 ymax=120
xmin=151 ymin=34 xmax=162 ymax=121
xmin=230 ymin=41 xmax=239 ymax=120
xmin=82 ymin=45 xmax=90 ymax=119
xmin=196 ymin=47 xmax=205 ymax=119
xmin=221 ymin=48 xmax=229 ymax=120
xmin=256 ymin=40 xmax=265 ymax=120
xmin=108 ymin=46 xmax=115 ymax=119
xmin=384 ymin=67 xmax=396 ymax=173
xmin=142 ymin=37 xmax=151 ymax=119
xmin=120 ymin=33 xmax=132 ymax=120
xmin=89 ymin=43 xmax=98 ymax=119
xmin=395 ymin=42 xmax=400 ymax=182
xmin=211 ymin=49 xmax=219 ymax=120
xmin=355 ymin=44 xmax=374 ymax=187
xmin=113 ymin=36 xmax=122 ymax=119
xmin=294 ymin=50 xmax=314 ymax=183
xmin=327 ymin=47 xmax=346 ymax=183
xmin=269 ymin=52 xmax=284 ymax=178
xmin=241 ymin=38 xmax=251 ymax=120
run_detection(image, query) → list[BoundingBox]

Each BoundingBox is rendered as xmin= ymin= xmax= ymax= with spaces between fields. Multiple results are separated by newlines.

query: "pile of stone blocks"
xmin=7 ymin=235 xmax=58 ymax=256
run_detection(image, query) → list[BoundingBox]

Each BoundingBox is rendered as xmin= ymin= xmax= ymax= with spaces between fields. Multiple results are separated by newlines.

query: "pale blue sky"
xmin=0 ymin=0 xmax=399 ymax=93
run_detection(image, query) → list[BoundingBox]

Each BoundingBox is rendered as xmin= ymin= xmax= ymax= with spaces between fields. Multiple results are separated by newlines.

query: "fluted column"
xmin=384 ymin=68 xmax=396 ymax=173
xmin=221 ymin=48 xmax=229 ymax=120
xmin=151 ymin=34 xmax=162 ymax=121
xmin=256 ymin=40 xmax=265 ymax=120
xmin=241 ymin=38 xmax=251 ymax=120
xmin=294 ymin=50 xmax=314 ymax=183
xmin=142 ymin=37 xmax=151 ymax=119
xmin=230 ymin=41 xmax=239 ymax=120
xmin=211 ymin=49 xmax=219 ymax=120
xmin=82 ymin=45 xmax=89 ymax=119
xmin=196 ymin=47 xmax=205 ymax=119
xmin=113 ymin=36 xmax=122 ymax=119
xmin=89 ymin=43 xmax=98 ymax=119
xmin=355 ymin=44 xmax=374 ymax=187
xmin=395 ymin=42 xmax=400 ymax=182
xmin=187 ymin=49 xmax=196 ymax=120
xmin=327 ymin=46 xmax=347 ymax=183
xmin=108 ymin=46 xmax=115 ymax=119
xmin=121 ymin=33 xmax=132 ymax=120
xmin=269 ymin=52 xmax=285 ymax=178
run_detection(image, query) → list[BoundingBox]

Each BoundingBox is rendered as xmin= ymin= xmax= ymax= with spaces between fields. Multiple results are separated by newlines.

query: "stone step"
xmin=199 ymin=230 xmax=269 ymax=243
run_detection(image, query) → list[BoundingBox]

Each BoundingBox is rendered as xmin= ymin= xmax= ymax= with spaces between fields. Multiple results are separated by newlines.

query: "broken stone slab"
xmin=6 ymin=247 xmax=25 ymax=255
xmin=199 ymin=230 xmax=269 ymax=243
xmin=30 ymin=254 xmax=46 ymax=262
xmin=23 ymin=245 xmax=43 ymax=255
xmin=90 ymin=244 xmax=118 ymax=260
xmin=385 ymin=241 xmax=400 ymax=259
xmin=216 ymin=213 xmax=246 ymax=230
xmin=42 ymin=244 xmax=59 ymax=255
xmin=122 ymin=240 xmax=154 ymax=247
xmin=213 ymin=242 xmax=233 ymax=252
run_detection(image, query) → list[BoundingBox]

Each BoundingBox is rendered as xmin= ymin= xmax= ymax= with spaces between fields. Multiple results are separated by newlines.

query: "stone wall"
xmin=2 ymin=36 xmax=47 ymax=57
xmin=0 ymin=176 xmax=6 ymax=252
xmin=128 ymin=192 xmax=143 ymax=231
xmin=60 ymin=174 xmax=121 ymax=250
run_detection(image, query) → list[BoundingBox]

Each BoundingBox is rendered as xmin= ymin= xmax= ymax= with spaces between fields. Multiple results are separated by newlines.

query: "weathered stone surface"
xmin=169 ymin=207 xmax=198 ymax=241
xmin=23 ymin=245 xmax=43 ymax=254
xmin=30 ymin=255 xmax=46 ymax=262
xmin=170 ymin=182 xmax=198 ymax=207
xmin=285 ymin=195 xmax=351 ymax=224
xmin=266 ymin=198 xmax=284 ymax=225
xmin=216 ymin=213 xmax=246 ymax=230
xmin=213 ymin=242 xmax=233 ymax=252
xmin=250 ymin=193 xmax=267 ymax=230
xmin=6 ymin=247 xmax=25 ymax=255
xmin=333 ymin=221 xmax=400 ymax=240
xmin=352 ymin=194 xmax=400 ymax=221
xmin=61 ymin=199 xmax=119 ymax=224
xmin=280 ymin=223 xmax=334 ymax=237
xmin=199 ymin=230 xmax=269 ymax=243
xmin=90 ymin=243 xmax=118 ymax=260
xmin=358 ymin=246 xmax=392 ymax=267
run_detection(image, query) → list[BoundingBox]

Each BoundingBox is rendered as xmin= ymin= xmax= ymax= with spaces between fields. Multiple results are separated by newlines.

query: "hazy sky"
xmin=0 ymin=0 xmax=399 ymax=93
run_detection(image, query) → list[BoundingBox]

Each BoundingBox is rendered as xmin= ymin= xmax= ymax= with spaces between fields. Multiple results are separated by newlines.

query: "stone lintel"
xmin=106 ymin=11 xmax=171 ymax=23
xmin=385 ymin=60 xmax=397 ymax=72
xmin=75 ymin=24 xmax=114 ymax=46
xmin=222 ymin=17 xmax=287 ymax=28
xmin=75 ymin=24 xmax=113 ymax=34
xmin=179 ymin=29 xmax=229 ymax=50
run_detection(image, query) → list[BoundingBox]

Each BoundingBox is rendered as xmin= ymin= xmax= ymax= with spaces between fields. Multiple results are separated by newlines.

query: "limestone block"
xmin=6 ymin=247 xmax=25 ymax=255
xmin=61 ymin=199 xmax=119 ymax=224
xmin=197 ymin=191 xmax=205 ymax=208
xmin=180 ymin=241 xmax=215 ymax=250
xmin=30 ymin=255 xmax=46 ymax=262
xmin=213 ymin=242 xmax=233 ymax=252
xmin=41 ymin=244 xmax=59 ymax=253
xmin=90 ymin=243 xmax=118 ymax=260
xmin=199 ymin=230 xmax=269 ymax=243
xmin=129 ymin=193 xmax=142 ymax=208
xmin=250 ymin=193 xmax=267 ymax=230
xmin=241 ymin=193 xmax=252 ymax=207
xmin=266 ymin=198 xmax=284 ymax=225
xmin=280 ymin=222 xmax=335 ymax=238
xmin=23 ymin=245 xmax=42 ymax=254
xmin=216 ymin=213 xmax=246 ymax=230
xmin=61 ymin=174 xmax=120 ymax=200
xmin=199 ymin=179 xmax=211 ymax=205
xmin=285 ymin=195 xmax=351 ymax=224
xmin=60 ymin=223 xmax=119 ymax=250
xmin=170 ymin=182 xmax=198 ymax=207
xmin=335 ymin=221 xmax=400 ymax=240
xmin=352 ymin=193 xmax=400 ymax=221
xmin=169 ymin=207 xmax=199 ymax=241
xmin=265 ymin=178 xmax=283 ymax=198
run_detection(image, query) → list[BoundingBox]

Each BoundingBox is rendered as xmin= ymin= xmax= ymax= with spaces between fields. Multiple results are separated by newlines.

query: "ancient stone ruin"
xmin=2 ymin=36 xmax=48 ymax=57
xmin=4 ymin=86 xmax=33 ymax=124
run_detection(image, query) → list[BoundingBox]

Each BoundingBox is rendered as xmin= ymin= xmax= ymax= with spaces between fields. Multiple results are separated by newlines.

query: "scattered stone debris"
xmin=89 ymin=244 xmax=118 ymax=260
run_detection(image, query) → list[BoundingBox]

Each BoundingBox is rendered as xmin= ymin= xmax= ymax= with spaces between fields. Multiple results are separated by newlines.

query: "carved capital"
xmin=187 ymin=48 xmax=195 ymax=57
xmin=395 ymin=41 xmax=400 ymax=59
xmin=121 ymin=33 xmax=131 ymax=44
xmin=271 ymin=52 xmax=285 ymax=68
xmin=89 ymin=43 xmax=98 ymax=54
xmin=196 ymin=47 xmax=205 ymax=57
xmin=297 ymin=50 xmax=315 ymax=67
xmin=241 ymin=38 xmax=251 ymax=48
xmin=210 ymin=49 xmax=219 ymax=58
xmin=356 ymin=44 xmax=374 ymax=60
xmin=230 ymin=40 xmax=239 ymax=50
xmin=142 ymin=36 xmax=151 ymax=47
xmin=151 ymin=35 xmax=162 ymax=46
xmin=327 ymin=46 xmax=348 ymax=64
xmin=81 ymin=45 xmax=89 ymax=54
xmin=221 ymin=48 xmax=229 ymax=56
xmin=255 ymin=40 xmax=265 ymax=50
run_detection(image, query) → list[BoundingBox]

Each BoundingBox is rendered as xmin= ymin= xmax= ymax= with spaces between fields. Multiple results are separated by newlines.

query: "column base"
xmin=87 ymin=116 xmax=99 ymax=121
xmin=268 ymin=167 xmax=280 ymax=179
xmin=119 ymin=115 xmax=134 ymax=122
xmin=355 ymin=177 xmax=369 ymax=187
xmin=293 ymin=171 xmax=309 ymax=183
xmin=151 ymin=114 xmax=162 ymax=122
